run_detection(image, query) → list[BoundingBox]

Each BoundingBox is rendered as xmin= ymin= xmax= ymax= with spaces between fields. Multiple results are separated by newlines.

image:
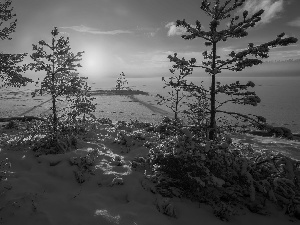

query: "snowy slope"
xmin=0 ymin=123 xmax=298 ymax=225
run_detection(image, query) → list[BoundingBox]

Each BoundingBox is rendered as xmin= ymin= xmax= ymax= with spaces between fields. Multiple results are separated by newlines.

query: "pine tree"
xmin=115 ymin=72 xmax=128 ymax=90
xmin=175 ymin=0 xmax=298 ymax=140
xmin=0 ymin=0 xmax=31 ymax=87
xmin=30 ymin=27 xmax=84 ymax=140
xmin=157 ymin=53 xmax=192 ymax=121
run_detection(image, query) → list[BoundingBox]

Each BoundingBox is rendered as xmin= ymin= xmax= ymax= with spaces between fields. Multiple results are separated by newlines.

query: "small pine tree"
xmin=161 ymin=54 xmax=210 ymax=138
xmin=175 ymin=0 xmax=298 ymax=139
xmin=30 ymin=27 xmax=84 ymax=141
xmin=0 ymin=0 xmax=31 ymax=87
xmin=115 ymin=72 xmax=128 ymax=90
xmin=157 ymin=53 xmax=192 ymax=121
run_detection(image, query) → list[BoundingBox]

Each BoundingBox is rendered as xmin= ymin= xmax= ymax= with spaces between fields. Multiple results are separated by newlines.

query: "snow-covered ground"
xmin=1 ymin=123 xmax=298 ymax=225
xmin=1 ymin=91 xmax=300 ymax=224
xmin=232 ymin=133 xmax=300 ymax=160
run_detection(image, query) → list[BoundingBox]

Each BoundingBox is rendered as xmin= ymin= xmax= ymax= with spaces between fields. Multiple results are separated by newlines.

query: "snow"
xmin=232 ymin=133 xmax=300 ymax=160
xmin=0 ymin=90 xmax=299 ymax=224
xmin=1 ymin=123 xmax=299 ymax=225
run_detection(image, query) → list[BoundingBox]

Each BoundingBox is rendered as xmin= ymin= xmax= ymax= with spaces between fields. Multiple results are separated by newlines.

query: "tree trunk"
xmin=175 ymin=89 xmax=179 ymax=121
xmin=208 ymin=42 xmax=217 ymax=140
xmin=51 ymin=44 xmax=58 ymax=138
xmin=52 ymin=95 xmax=58 ymax=134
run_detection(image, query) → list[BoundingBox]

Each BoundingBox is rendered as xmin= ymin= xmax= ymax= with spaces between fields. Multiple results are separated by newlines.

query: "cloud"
xmin=165 ymin=22 xmax=187 ymax=36
xmin=287 ymin=17 xmax=300 ymax=27
xmin=222 ymin=46 xmax=236 ymax=52
xmin=136 ymin=27 xmax=160 ymax=37
xmin=148 ymin=29 xmax=160 ymax=37
xmin=59 ymin=31 xmax=70 ymax=37
xmin=60 ymin=25 xmax=132 ymax=35
xmin=268 ymin=49 xmax=300 ymax=60
xmin=240 ymin=0 xmax=284 ymax=24
xmin=120 ymin=50 xmax=199 ymax=70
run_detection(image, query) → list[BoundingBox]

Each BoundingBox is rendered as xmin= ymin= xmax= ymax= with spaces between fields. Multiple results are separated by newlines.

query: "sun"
xmin=85 ymin=56 xmax=99 ymax=69
xmin=81 ymin=47 xmax=106 ymax=79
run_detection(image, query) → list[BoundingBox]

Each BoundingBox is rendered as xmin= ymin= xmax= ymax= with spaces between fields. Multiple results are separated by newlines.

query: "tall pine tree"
xmin=175 ymin=0 xmax=297 ymax=139
xmin=30 ymin=27 xmax=84 ymax=140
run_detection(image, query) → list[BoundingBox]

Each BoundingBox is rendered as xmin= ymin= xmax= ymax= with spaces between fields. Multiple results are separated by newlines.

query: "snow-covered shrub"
xmin=110 ymin=177 xmax=124 ymax=186
xmin=114 ymin=131 xmax=134 ymax=147
xmin=129 ymin=120 xmax=152 ymax=130
xmin=131 ymin=156 xmax=152 ymax=174
xmin=114 ymin=129 xmax=150 ymax=149
xmin=64 ymin=119 xmax=93 ymax=139
xmin=111 ymin=155 xmax=124 ymax=166
xmin=114 ymin=121 xmax=133 ymax=132
xmin=97 ymin=118 xmax=113 ymax=125
xmin=146 ymin=124 xmax=300 ymax=220
xmin=28 ymin=114 xmax=98 ymax=154
xmin=155 ymin=197 xmax=177 ymax=218
xmin=150 ymin=117 xmax=188 ymax=139
xmin=0 ymin=119 xmax=48 ymax=151
xmin=31 ymin=119 xmax=79 ymax=155
xmin=70 ymin=149 xmax=99 ymax=183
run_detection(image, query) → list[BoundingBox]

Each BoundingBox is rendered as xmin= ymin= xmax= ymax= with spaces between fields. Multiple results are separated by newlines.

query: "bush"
xmin=29 ymin=115 xmax=97 ymax=155
xmin=70 ymin=149 xmax=99 ymax=183
xmin=146 ymin=120 xmax=300 ymax=220
xmin=4 ymin=120 xmax=19 ymax=130
xmin=268 ymin=126 xmax=293 ymax=139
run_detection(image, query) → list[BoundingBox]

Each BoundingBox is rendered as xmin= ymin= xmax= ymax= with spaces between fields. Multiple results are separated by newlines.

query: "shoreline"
xmin=0 ymin=88 xmax=299 ymax=136
xmin=89 ymin=89 xmax=149 ymax=96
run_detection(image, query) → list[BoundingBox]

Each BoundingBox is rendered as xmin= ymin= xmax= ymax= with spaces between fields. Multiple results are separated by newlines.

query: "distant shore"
xmin=89 ymin=89 xmax=149 ymax=96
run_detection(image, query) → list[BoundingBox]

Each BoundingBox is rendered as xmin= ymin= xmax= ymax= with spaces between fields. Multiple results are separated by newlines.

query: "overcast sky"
xmin=1 ymin=0 xmax=300 ymax=80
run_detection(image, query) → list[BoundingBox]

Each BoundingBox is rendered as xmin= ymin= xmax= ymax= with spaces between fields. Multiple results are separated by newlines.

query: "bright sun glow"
xmin=80 ymin=47 xmax=106 ymax=79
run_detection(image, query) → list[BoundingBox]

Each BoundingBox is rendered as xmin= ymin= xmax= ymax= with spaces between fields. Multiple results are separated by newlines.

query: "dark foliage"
xmin=174 ymin=0 xmax=297 ymax=139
